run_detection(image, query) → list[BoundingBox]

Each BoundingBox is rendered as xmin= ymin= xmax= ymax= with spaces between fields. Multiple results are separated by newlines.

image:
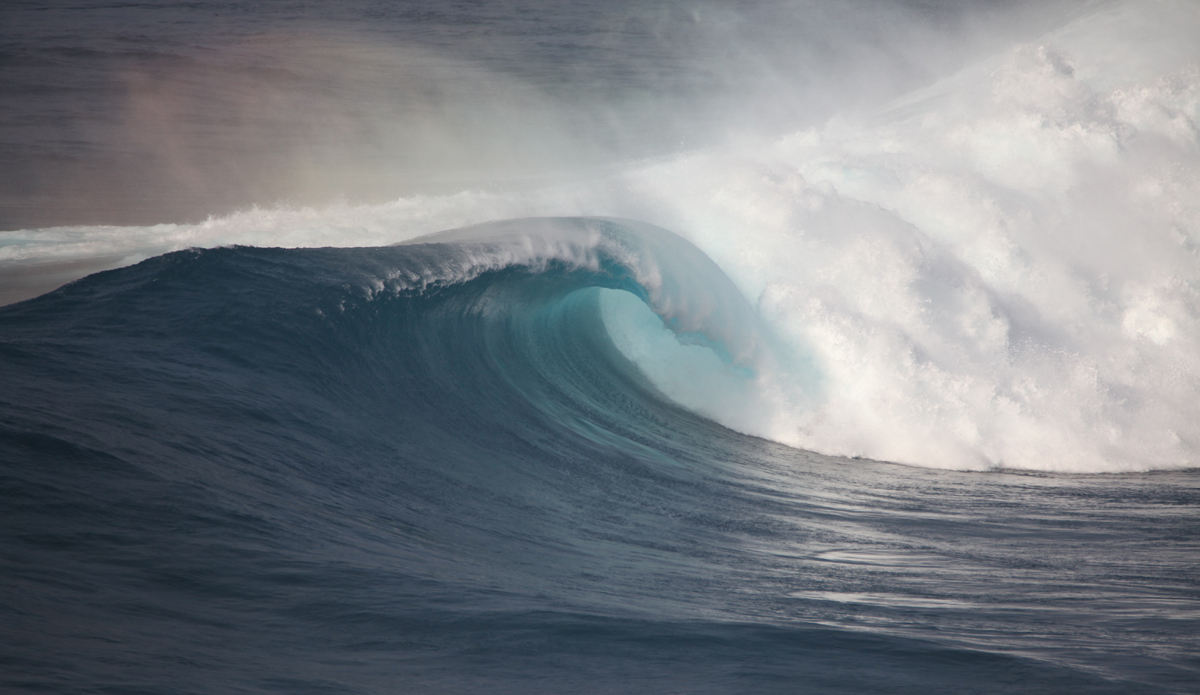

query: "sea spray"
xmin=586 ymin=1 xmax=1200 ymax=471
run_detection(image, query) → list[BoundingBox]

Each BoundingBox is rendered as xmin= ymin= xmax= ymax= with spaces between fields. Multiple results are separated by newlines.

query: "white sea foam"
xmin=625 ymin=1 xmax=1200 ymax=472
xmin=2 ymin=0 xmax=1197 ymax=472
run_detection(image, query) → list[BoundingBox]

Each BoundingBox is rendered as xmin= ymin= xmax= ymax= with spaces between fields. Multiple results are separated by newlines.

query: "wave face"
xmin=1 ymin=218 xmax=1198 ymax=694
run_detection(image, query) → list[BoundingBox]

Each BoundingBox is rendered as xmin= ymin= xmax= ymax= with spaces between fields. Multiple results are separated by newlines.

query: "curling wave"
xmin=0 ymin=217 xmax=768 ymax=490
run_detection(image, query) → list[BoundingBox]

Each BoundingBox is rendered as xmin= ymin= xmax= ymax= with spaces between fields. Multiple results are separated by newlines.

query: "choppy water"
xmin=1 ymin=2 xmax=1198 ymax=693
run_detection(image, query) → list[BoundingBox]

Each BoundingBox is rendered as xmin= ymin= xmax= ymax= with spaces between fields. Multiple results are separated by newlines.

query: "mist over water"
xmin=2 ymin=0 xmax=1198 ymax=473
xmin=0 ymin=0 xmax=1074 ymax=227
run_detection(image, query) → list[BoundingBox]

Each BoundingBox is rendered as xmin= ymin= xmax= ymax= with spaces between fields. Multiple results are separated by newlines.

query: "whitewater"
xmin=1 ymin=1 xmax=1198 ymax=693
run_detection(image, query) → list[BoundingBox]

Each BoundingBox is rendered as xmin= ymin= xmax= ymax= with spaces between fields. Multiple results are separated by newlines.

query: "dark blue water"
xmin=2 ymin=220 xmax=1197 ymax=693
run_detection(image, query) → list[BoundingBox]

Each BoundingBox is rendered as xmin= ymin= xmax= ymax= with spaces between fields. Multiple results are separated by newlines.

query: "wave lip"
xmin=402 ymin=217 xmax=767 ymax=369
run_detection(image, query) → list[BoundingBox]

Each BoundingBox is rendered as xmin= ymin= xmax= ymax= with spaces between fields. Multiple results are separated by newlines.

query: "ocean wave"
xmin=3 ymin=226 xmax=1196 ymax=693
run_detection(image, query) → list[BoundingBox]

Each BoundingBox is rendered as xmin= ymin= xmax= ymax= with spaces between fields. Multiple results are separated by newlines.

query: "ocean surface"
xmin=2 ymin=1 xmax=1199 ymax=693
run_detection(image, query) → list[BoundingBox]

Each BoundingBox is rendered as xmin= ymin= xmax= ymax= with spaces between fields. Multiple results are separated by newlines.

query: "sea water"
xmin=1 ymin=1 xmax=1197 ymax=693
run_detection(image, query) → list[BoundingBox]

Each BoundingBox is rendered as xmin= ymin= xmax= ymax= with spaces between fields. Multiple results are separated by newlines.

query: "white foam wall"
xmin=616 ymin=0 xmax=1200 ymax=471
